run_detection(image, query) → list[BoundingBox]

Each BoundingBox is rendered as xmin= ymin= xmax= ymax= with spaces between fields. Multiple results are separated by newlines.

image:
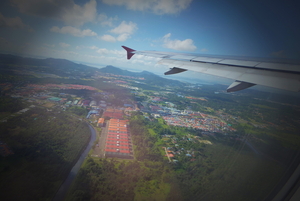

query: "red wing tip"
xmin=122 ymin=46 xmax=136 ymax=60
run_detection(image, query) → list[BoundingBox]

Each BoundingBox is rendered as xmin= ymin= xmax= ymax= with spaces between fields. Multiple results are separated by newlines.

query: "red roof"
xmin=105 ymin=145 xmax=129 ymax=149
xmin=108 ymin=137 xmax=128 ymax=142
xmin=106 ymin=142 xmax=129 ymax=146
xmin=107 ymin=135 xmax=128 ymax=139
xmin=98 ymin=118 xmax=104 ymax=123
xmin=105 ymin=149 xmax=130 ymax=153
xmin=108 ymin=132 xmax=128 ymax=135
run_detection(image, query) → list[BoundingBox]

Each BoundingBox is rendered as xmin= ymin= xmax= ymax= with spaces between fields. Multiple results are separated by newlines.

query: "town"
xmin=1 ymin=61 xmax=299 ymax=201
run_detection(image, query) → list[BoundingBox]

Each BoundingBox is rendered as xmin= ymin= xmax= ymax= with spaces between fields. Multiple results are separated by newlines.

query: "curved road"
xmin=53 ymin=124 xmax=96 ymax=201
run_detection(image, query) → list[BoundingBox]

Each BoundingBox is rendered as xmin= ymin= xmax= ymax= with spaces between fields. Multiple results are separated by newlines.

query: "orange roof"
xmin=98 ymin=118 xmax=104 ymax=123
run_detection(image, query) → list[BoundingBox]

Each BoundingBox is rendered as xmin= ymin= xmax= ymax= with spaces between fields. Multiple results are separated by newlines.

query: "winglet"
xmin=122 ymin=46 xmax=136 ymax=60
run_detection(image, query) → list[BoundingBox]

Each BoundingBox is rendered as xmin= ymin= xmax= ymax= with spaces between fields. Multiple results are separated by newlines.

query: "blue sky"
xmin=0 ymin=0 xmax=299 ymax=81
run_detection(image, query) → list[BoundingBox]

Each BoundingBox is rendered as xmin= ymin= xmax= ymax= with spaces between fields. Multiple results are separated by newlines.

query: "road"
xmin=53 ymin=124 xmax=96 ymax=201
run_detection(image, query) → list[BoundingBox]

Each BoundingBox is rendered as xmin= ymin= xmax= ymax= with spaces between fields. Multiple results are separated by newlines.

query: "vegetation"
xmin=0 ymin=106 xmax=91 ymax=201
xmin=0 ymin=96 xmax=26 ymax=113
xmin=67 ymin=105 xmax=89 ymax=116
xmin=66 ymin=113 xmax=176 ymax=201
xmin=66 ymin=157 xmax=173 ymax=201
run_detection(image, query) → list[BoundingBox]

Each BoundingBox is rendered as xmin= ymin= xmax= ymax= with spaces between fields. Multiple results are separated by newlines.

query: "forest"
xmin=0 ymin=104 xmax=91 ymax=200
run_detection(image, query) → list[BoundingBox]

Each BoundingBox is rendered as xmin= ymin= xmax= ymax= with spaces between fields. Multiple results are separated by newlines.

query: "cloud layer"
xmin=0 ymin=12 xmax=33 ymax=31
xmin=59 ymin=42 xmax=70 ymax=48
xmin=11 ymin=0 xmax=97 ymax=26
xmin=97 ymin=14 xmax=118 ymax=27
xmin=100 ymin=21 xmax=137 ymax=42
xmin=162 ymin=33 xmax=196 ymax=51
xmin=101 ymin=0 xmax=193 ymax=15
xmin=50 ymin=26 xmax=97 ymax=37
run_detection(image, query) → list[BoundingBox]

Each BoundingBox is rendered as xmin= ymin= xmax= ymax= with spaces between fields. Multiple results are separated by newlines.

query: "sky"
xmin=0 ymin=0 xmax=300 ymax=83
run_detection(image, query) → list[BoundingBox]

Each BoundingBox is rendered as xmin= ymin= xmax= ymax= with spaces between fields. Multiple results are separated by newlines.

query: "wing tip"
xmin=122 ymin=46 xmax=135 ymax=60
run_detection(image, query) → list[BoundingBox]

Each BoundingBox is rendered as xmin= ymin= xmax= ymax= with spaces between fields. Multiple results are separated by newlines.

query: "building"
xmin=90 ymin=100 xmax=97 ymax=107
xmin=73 ymin=100 xmax=79 ymax=105
xmin=97 ymin=118 xmax=105 ymax=127
xmin=82 ymin=100 xmax=90 ymax=106
xmin=86 ymin=110 xmax=99 ymax=119
xmin=104 ymin=118 xmax=133 ymax=159
xmin=103 ymin=108 xmax=123 ymax=119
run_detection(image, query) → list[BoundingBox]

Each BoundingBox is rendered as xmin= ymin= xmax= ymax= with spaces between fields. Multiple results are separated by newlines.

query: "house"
xmin=97 ymin=118 xmax=105 ymax=127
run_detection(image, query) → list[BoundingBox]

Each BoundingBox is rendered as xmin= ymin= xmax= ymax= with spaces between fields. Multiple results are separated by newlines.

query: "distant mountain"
xmin=99 ymin=65 xmax=186 ymax=87
xmin=98 ymin=65 xmax=133 ymax=76
xmin=0 ymin=54 xmax=185 ymax=87
xmin=0 ymin=54 xmax=98 ymax=77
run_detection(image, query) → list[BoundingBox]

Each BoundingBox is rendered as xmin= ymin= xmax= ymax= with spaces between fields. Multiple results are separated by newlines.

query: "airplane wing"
xmin=122 ymin=46 xmax=300 ymax=92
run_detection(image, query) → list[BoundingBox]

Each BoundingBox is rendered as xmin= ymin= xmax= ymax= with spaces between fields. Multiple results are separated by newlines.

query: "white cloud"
xmin=59 ymin=42 xmax=70 ymax=48
xmin=73 ymin=46 xmax=124 ymax=57
xmin=50 ymin=26 xmax=97 ymax=37
xmin=89 ymin=46 xmax=99 ymax=50
xmin=101 ymin=0 xmax=193 ymax=15
xmin=97 ymin=13 xmax=118 ymax=27
xmin=0 ymin=12 xmax=33 ymax=31
xmin=11 ymin=0 xmax=97 ymax=26
xmin=100 ymin=21 xmax=137 ymax=42
xmin=110 ymin=21 xmax=137 ymax=35
xmin=77 ymin=45 xmax=101 ymax=50
xmin=162 ymin=33 xmax=197 ymax=51
xmin=117 ymin=33 xmax=130 ymax=42
xmin=100 ymin=34 xmax=117 ymax=42
xmin=92 ymin=47 xmax=156 ymax=67
xmin=44 ymin=43 xmax=55 ymax=48
xmin=163 ymin=33 xmax=171 ymax=39
xmin=96 ymin=48 xmax=110 ymax=54
xmin=96 ymin=48 xmax=124 ymax=56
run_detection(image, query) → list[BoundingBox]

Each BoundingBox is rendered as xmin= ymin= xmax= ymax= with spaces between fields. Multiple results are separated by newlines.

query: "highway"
xmin=53 ymin=124 xmax=96 ymax=201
